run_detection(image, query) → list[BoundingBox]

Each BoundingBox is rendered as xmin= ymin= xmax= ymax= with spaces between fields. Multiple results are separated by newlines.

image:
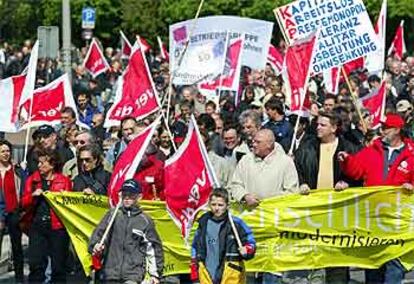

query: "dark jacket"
xmin=73 ymin=165 xmax=110 ymax=195
xmin=263 ymin=118 xmax=293 ymax=145
xmin=88 ymin=205 xmax=164 ymax=282
xmin=191 ymin=212 xmax=255 ymax=283
xmin=294 ymin=136 xmax=359 ymax=189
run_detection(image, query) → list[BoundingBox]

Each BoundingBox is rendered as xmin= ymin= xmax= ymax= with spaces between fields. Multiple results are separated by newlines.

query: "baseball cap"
xmin=36 ymin=124 xmax=56 ymax=137
xmin=121 ymin=179 xmax=142 ymax=195
xmin=381 ymin=113 xmax=405 ymax=129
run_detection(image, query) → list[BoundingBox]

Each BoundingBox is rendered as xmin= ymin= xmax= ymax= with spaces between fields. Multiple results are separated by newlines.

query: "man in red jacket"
xmin=338 ymin=113 xmax=413 ymax=284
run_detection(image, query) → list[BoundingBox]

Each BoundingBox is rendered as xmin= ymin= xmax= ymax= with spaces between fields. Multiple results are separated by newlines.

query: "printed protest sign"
xmin=274 ymin=0 xmax=379 ymax=74
xmin=169 ymin=16 xmax=273 ymax=85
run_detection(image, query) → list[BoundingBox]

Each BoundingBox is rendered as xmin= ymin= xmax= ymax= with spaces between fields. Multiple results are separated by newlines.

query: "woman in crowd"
xmin=73 ymin=144 xmax=111 ymax=195
xmin=22 ymin=150 xmax=72 ymax=283
xmin=0 ymin=139 xmax=25 ymax=283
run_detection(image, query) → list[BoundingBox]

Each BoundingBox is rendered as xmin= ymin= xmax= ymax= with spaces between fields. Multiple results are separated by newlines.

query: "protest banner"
xmin=365 ymin=0 xmax=387 ymax=73
xmin=198 ymin=33 xmax=244 ymax=100
xmin=274 ymin=0 xmax=379 ymax=74
xmin=169 ymin=16 xmax=273 ymax=85
xmin=45 ymin=187 xmax=414 ymax=277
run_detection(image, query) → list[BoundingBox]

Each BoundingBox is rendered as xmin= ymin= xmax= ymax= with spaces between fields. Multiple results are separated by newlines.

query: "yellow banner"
xmin=44 ymin=186 xmax=414 ymax=276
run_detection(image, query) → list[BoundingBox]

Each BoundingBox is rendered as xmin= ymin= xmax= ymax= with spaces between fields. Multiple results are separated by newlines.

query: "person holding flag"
xmin=191 ymin=188 xmax=256 ymax=284
xmin=89 ymin=179 xmax=164 ymax=284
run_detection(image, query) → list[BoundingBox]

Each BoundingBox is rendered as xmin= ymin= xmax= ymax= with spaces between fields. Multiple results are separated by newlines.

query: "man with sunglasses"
xmin=26 ymin=125 xmax=74 ymax=174
xmin=338 ymin=113 xmax=414 ymax=284
xmin=63 ymin=130 xmax=112 ymax=180
xmin=89 ymin=179 xmax=164 ymax=284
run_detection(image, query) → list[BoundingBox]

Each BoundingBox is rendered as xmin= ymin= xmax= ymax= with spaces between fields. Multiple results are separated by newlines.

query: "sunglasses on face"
xmin=79 ymin=157 xmax=93 ymax=163
xmin=74 ymin=140 xmax=87 ymax=146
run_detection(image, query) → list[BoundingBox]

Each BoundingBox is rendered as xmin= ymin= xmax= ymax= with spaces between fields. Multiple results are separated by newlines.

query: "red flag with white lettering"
xmin=108 ymin=117 xmax=160 ymax=206
xmin=283 ymin=30 xmax=318 ymax=113
xmin=267 ymin=44 xmax=284 ymax=75
xmin=198 ymin=35 xmax=243 ymax=98
xmin=0 ymin=75 xmax=25 ymax=132
xmin=19 ymin=74 xmax=83 ymax=129
xmin=164 ymin=116 xmax=218 ymax=240
xmin=83 ymin=38 xmax=110 ymax=78
xmin=388 ymin=20 xmax=406 ymax=60
xmin=120 ymin=30 xmax=132 ymax=59
xmin=157 ymin=36 xmax=169 ymax=62
xmin=104 ymin=41 xmax=160 ymax=127
xmin=360 ymin=80 xmax=386 ymax=128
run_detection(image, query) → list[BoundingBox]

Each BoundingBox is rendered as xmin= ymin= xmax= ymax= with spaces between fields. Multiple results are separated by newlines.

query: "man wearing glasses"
xmin=89 ymin=179 xmax=164 ymax=284
xmin=63 ymin=130 xmax=111 ymax=179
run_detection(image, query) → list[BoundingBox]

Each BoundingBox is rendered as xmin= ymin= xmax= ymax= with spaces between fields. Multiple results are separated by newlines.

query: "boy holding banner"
xmin=191 ymin=188 xmax=256 ymax=284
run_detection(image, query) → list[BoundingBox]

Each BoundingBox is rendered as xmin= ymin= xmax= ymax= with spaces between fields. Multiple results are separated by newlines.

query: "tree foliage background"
xmin=0 ymin=0 xmax=413 ymax=52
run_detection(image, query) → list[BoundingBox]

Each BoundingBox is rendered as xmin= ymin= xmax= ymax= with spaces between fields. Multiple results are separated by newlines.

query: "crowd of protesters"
xmin=0 ymin=36 xmax=413 ymax=284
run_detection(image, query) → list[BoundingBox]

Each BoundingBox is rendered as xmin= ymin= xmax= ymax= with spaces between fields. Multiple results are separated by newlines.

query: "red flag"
xmin=323 ymin=67 xmax=340 ymax=95
xmin=108 ymin=117 xmax=160 ymax=206
xmin=164 ymin=116 xmax=218 ymax=239
xmin=157 ymin=36 xmax=169 ymax=62
xmin=198 ymin=35 xmax=243 ymax=97
xmin=105 ymin=41 xmax=160 ymax=127
xmin=19 ymin=41 xmax=38 ymax=108
xmin=388 ymin=21 xmax=406 ymax=60
xmin=19 ymin=74 xmax=83 ymax=129
xmin=138 ymin=36 xmax=151 ymax=53
xmin=83 ymin=38 xmax=110 ymax=78
xmin=267 ymin=44 xmax=284 ymax=75
xmin=0 ymin=75 xmax=25 ymax=132
xmin=120 ymin=30 xmax=132 ymax=59
xmin=342 ymin=57 xmax=365 ymax=76
xmin=360 ymin=80 xmax=386 ymax=128
xmin=283 ymin=30 xmax=318 ymax=113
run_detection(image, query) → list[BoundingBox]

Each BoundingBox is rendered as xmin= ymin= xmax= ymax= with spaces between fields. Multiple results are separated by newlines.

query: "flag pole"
xmin=161 ymin=112 xmax=178 ymax=151
xmin=165 ymin=0 xmax=205 ymax=124
xmin=22 ymin=40 xmax=40 ymax=165
xmin=341 ymin=67 xmax=368 ymax=133
xmin=215 ymin=31 xmax=230 ymax=113
xmin=288 ymin=89 xmax=306 ymax=156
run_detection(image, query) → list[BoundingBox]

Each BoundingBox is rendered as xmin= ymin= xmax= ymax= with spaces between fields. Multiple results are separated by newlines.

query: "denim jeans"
xmin=384 ymin=259 xmax=405 ymax=284
xmin=366 ymin=259 xmax=405 ymax=284
xmin=262 ymin=272 xmax=282 ymax=284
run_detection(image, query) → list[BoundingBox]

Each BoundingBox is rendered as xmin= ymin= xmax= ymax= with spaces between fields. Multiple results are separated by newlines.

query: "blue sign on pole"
xmin=82 ymin=7 xmax=96 ymax=29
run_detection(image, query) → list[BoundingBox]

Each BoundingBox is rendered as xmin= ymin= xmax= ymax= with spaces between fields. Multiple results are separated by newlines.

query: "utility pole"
xmin=62 ymin=0 xmax=72 ymax=81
